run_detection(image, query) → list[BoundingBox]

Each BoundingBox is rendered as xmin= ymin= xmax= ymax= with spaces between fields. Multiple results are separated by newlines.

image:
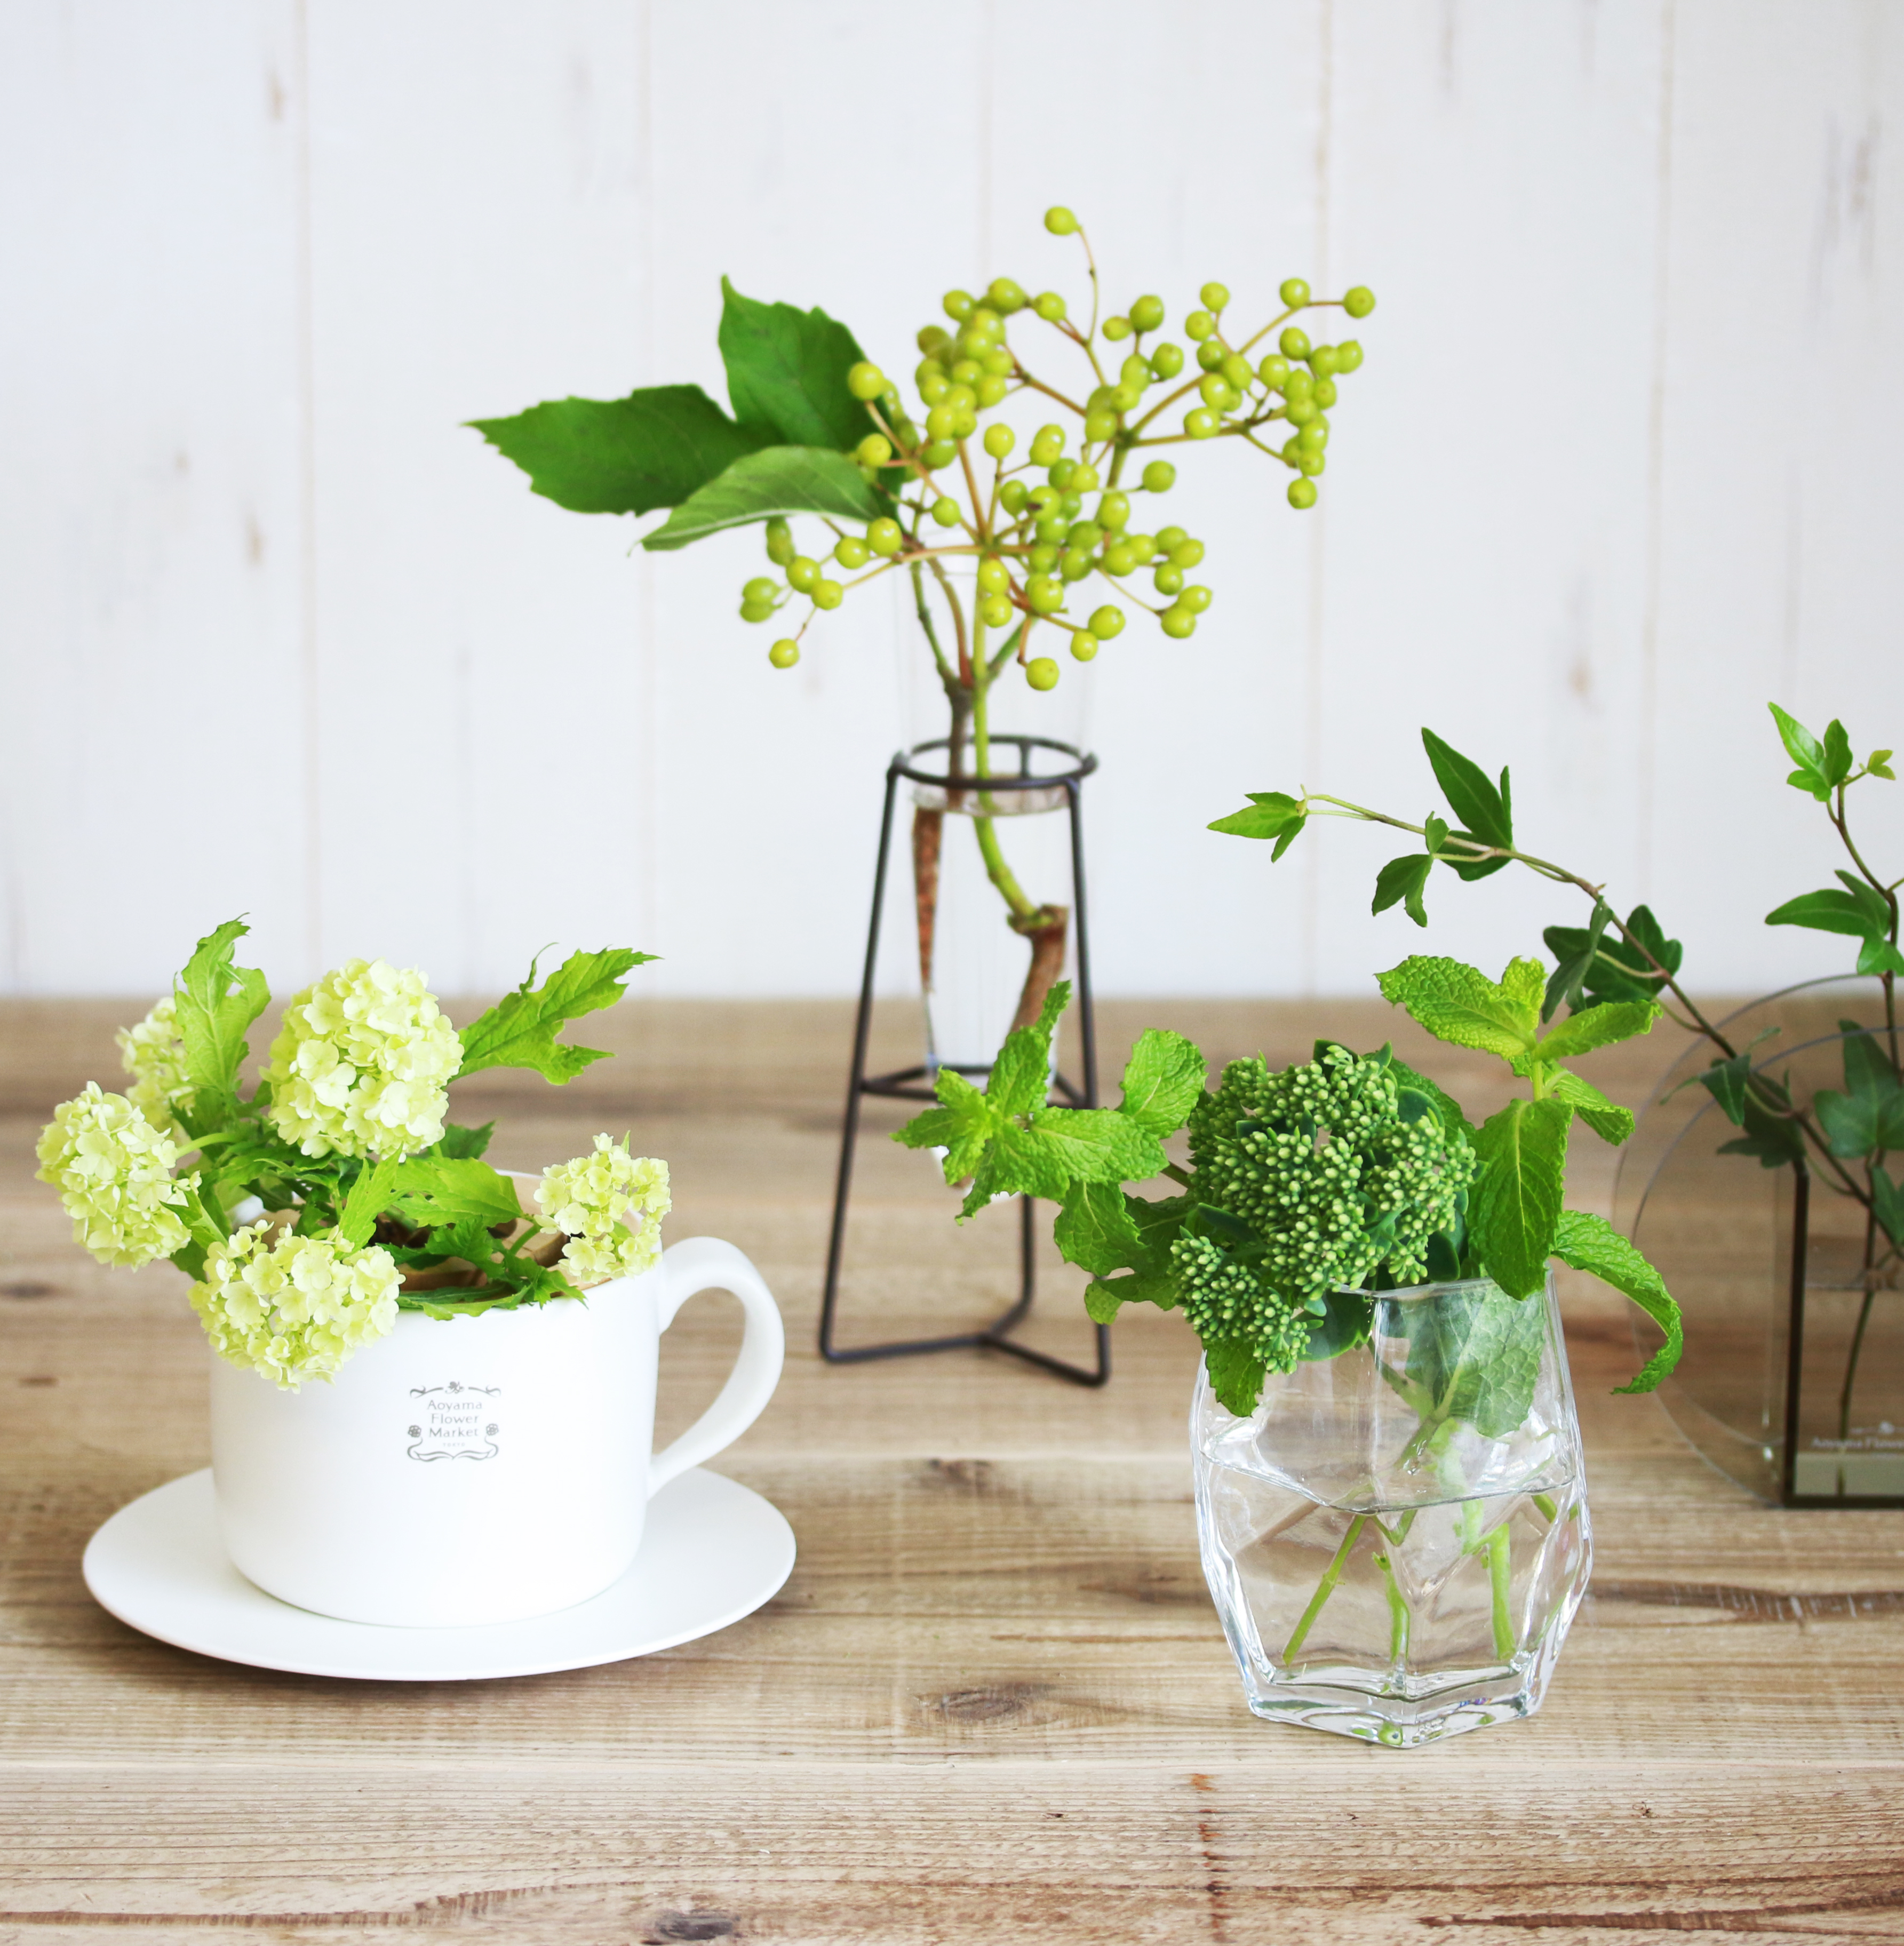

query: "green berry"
xmin=766 ymin=518 xmax=794 ymax=566
xmin=1180 ymin=584 xmax=1213 ymax=614
xmin=981 ymin=346 xmax=1015 ymax=377
xmin=1171 ymin=538 xmax=1205 ymax=568
xmin=1298 ymin=450 xmax=1326 ymax=477
xmin=922 ymin=441 xmax=957 ymax=469
xmin=1185 ymin=310 xmax=1215 ymax=342
xmin=1102 ymin=541 xmax=1138 ymax=576
xmin=950 ymin=357 xmax=982 ymax=386
xmin=925 ymin=404 xmax=957 ymax=443
xmin=930 ymin=496 xmax=961 ymax=528
xmin=975 ymin=375 xmax=1008 ymax=409
xmin=1279 ymin=326 xmax=1311 ymax=359
xmin=1308 ymin=344 xmax=1340 ymax=378
xmin=1025 ymin=576 xmax=1065 ymax=615
xmin=1153 ymin=561 xmax=1184 ymax=596
xmin=1199 ymin=281 xmax=1230 ymax=312
xmin=1159 ymin=604 xmax=1197 ymax=640
xmin=1089 ymin=605 xmax=1125 ymax=639
xmin=983 ymin=424 xmax=1015 ymax=460
xmin=1026 ymin=656 xmax=1061 ymax=690
xmin=1151 ymin=342 xmax=1185 ymax=379
xmin=811 ymin=578 xmax=843 ymax=610
xmin=987 ymin=276 xmax=1026 ymax=314
xmin=1059 ymin=491 xmax=1084 ymax=516
xmin=1069 ymin=462 xmax=1101 ymax=492
xmin=1257 ymin=354 xmax=1291 ymax=389
xmin=739 ymin=600 xmax=774 ymax=624
xmin=1067 ymin=519 xmax=1105 ymax=552
xmin=856 ymin=433 xmax=892 ymax=468
xmin=1335 ymin=339 xmax=1363 ymax=373
xmin=919 ymin=372 xmax=951 ymax=406
xmin=1029 ymin=542 xmax=1061 ymax=572
xmin=970 ymin=305 xmax=1002 ymax=334
xmin=1033 ymin=291 xmax=1066 ymax=322
xmin=917 ymin=324 xmax=952 ymax=356
xmin=1069 ymin=631 xmax=1098 ymax=662
xmin=1343 ymin=285 xmax=1376 ymax=318
xmin=1184 ymin=406 xmax=1220 ymax=438
xmin=1279 ymin=277 xmax=1311 ymax=309
xmin=943 ymin=289 xmax=975 ymax=322
xmin=1059 ymin=547 xmax=1094 ymax=583
xmin=1222 ymin=353 xmax=1254 ymax=390
xmin=1097 ymin=491 xmax=1130 ymax=530
xmin=1084 ymin=408 xmax=1118 ymax=441
xmin=1109 ymin=382 xmax=1142 ymax=412
xmin=1031 ymin=426 xmax=1066 ymax=467
xmin=977 ymin=556 xmax=1010 ymax=594
xmin=981 ymin=594 xmax=1013 ymax=629
xmin=743 ymin=577 xmax=779 ymax=604
xmin=1285 ymin=396 xmax=1317 ymax=427
xmin=847 ymin=361 xmax=887 ymax=402
xmin=1288 ymin=478 xmax=1317 ymax=509
xmin=999 ymin=479 xmax=1030 ymax=515
xmin=1297 ymin=420 xmax=1328 ymax=453
xmin=1048 ymin=457 xmax=1076 ymax=490
xmin=786 ymin=555 xmax=820 ymax=593
xmin=1197 ymin=340 xmax=1229 ymax=372
xmin=1044 ymin=206 xmax=1079 ymax=236
xmin=1197 ymin=372 xmax=1236 ymax=410
xmin=1284 ymin=366 xmax=1315 ymax=400
xmin=1103 ymin=315 xmax=1133 ymax=341
xmin=1120 ymin=353 xmax=1152 ymax=386
xmin=1128 ymin=532 xmax=1158 ymax=562
xmin=867 ymin=516 xmax=903 ymax=557
xmin=1155 ymin=524 xmax=1188 ymax=551
xmin=1130 ymin=294 xmax=1165 ymax=332
xmin=834 ymin=535 xmax=871 ymax=569
xmin=1141 ymin=460 xmax=1176 ymax=494
xmin=951 ymin=405 xmax=979 ymax=438
xmin=769 ymin=639 xmax=800 ymax=668
xmin=1034 ymin=513 xmax=1069 ymax=546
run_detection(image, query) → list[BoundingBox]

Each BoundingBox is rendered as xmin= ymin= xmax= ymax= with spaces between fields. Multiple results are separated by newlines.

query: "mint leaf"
xmin=895 ymin=1067 xmax=998 ymax=1181
xmin=717 ymin=277 xmax=874 ymax=453
xmin=1377 ymin=956 xmax=1540 ymax=1063
xmin=1085 ymin=1266 xmax=1180 ymax=1322
xmin=1471 ymin=1096 xmax=1571 ymax=1297
xmin=1053 ymin=1178 xmax=1147 ymax=1277
xmin=1208 ymin=791 xmax=1306 ymax=860
xmin=467 ymin=385 xmax=770 ymax=516
xmin=1770 ymin=702 xmax=1838 ymax=802
xmin=1549 ymin=1070 xmax=1634 ymax=1145
xmin=1372 ymin=853 xmax=1432 ymax=926
xmin=172 ymin=918 xmax=271 ymax=1121
xmin=1301 ymin=1287 xmax=1374 ymax=1363
xmin=1396 ymin=1279 xmax=1547 ymax=1438
xmin=455 ymin=947 xmax=654 ymax=1083
xmin=989 ymin=979 xmax=1069 ymax=1119
xmin=1116 ymin=1030 xmax=1206 ymax=1136
xmin=642 ymin=445 xmax=882 ymax=551
xmin=1554 ymin=1209 xmax=1683 ymax=1392
xmin=1535 ymin=999 xmax=1659 ymax=1063
xmin=1017 ymin=1106 xmax=1165 ymax=1186
xmin=1204 ymin=1332 xmax=1268 ymax=1416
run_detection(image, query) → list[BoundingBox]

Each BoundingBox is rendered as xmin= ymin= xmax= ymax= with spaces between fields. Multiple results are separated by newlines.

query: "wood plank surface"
xmin=2 ymin=998 xmax=1901 ymax=1944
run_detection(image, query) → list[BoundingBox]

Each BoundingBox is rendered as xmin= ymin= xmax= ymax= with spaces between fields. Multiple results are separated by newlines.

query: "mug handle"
xmin=647 ymin=1237 xmax=786 ymax=1497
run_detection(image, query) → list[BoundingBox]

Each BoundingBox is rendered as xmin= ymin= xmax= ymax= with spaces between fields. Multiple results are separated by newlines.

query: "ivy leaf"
xmin=466 ymin=385 xmax=770 ymax=516
xmin=717 ymin=277 xmax=875 ymax=453
xmin=1553 ymin=1209 xmax=1683 ymax=1392
xmin=1812 ymin=1022 xmax=1904 ymax=1157
xmin=1871 ymin=1165 xmax=1904 ymax=1250
xmin=1207 ymin=791 xmax=1308 ymax=860
xmin=1535 ymin=999 xmax=1660 ymax=1064
xmin=1471 ymin=1096 xmax=1571 ymax=1297
xmin=1421 ymin=727 xmax=1513 ymax=882
xmin=643 ymin=445 xmax=882 ymax=551
xmin=1372 ymin=854 xmax=1433 ymax=927
xmin=988 ymin=979 xmax=1070 ymax=1120
xmin=171 ymin=918 xmax=271 ymax=1121
xmin=1377 ymin=956 xmax=1540 ymax=1063
xmin=1858 ymin=936 xmax=1904 ymax=977
xmin=1694 ymin=1053 xmax=1754 ymax=1127
xmin=1870 ymin=749 xmax=1897 ymax=781
xmin=1204 ymin=1332 xmax=1269 ymax=1416
xmin=1769 ymin=703 xmax=1848 ymax=802
xmin=1543 ymin=898 xmax=1613 ymax=1022
xmin=455 ymin=947 xmax=654 ymax=1084
xmin=1718 ymin=1087 xmax=1809 ymax=1169
xmin=1116 ymin=1030 xmax=1207 ymax=1136
xmin=1549 ymin=1070 xmax=1635 ymax=1146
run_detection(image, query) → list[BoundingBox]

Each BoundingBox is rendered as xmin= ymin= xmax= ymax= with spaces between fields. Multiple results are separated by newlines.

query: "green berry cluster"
xmin=1172 ymin=1045 xmax=1475 ymax=1376
xmin=736 ymin=206 xmax=1376 ymax=681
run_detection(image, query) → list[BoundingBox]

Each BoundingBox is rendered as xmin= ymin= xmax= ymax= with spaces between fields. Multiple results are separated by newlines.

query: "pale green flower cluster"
xmin=116 ymin=995 xmax=191 ymax=1139
xmin=190 ymin=1221 xmax=400 ymax=1389
xmin=263 ymin=959 xmax=461 ymax=1160
xmin=35 ymin=1083 xmax=197 ymax=1269
xmin=536 ymin=1135 xmax=671 ymax=1284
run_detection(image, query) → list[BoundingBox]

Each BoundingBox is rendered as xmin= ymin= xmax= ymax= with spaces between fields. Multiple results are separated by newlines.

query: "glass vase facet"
xmin=1192 ymin=1273 xmax=1592 ymax=1745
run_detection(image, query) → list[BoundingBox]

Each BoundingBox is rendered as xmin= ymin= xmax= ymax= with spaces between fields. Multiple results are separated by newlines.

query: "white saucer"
xmin=83 ymin=1467 xmax=795 ymax=1682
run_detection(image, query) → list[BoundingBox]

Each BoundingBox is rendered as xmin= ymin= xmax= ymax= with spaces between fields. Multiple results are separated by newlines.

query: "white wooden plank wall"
xmin=2 ymin=0 xmax=1899 ymax=1003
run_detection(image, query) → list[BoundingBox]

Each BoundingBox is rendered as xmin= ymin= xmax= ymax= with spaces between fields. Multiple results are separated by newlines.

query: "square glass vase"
xmin=1192 ymin=1272 xmax=1592 ymax=1746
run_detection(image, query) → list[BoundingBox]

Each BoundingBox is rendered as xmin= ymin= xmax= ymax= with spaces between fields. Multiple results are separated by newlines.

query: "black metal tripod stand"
xmin=817 ymin=736 xmax=1110 ymax=1386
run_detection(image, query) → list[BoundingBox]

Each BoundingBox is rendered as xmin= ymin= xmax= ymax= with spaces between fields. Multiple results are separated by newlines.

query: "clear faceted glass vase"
xmin=1193 ymin=1273 xmax=1592 ymax=1745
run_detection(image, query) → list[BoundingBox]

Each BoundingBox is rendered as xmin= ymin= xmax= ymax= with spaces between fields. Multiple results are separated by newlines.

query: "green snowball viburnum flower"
xmin=36 ymin=1082 xmax=198 ymax=1269
xmin=116 ymin=995 xmax=191 ymax=1139
xmin=263 ymin=959 xmax=461 ymax=1160
xmin=536 ymin=1135 xmax=671 ymax=1286
xmin=190 ymin=1221 xmax=400 ymax=1389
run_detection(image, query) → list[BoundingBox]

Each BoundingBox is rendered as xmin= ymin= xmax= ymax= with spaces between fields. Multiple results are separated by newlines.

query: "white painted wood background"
xmin=3 ymin=0 xmax=1899 ymax=1006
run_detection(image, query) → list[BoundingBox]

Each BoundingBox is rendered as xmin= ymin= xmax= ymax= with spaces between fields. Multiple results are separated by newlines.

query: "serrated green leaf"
xmin=1116 ymin=1030 xmax=1206 ymax=1136
xmin=438 ymin=1121 xmax=495 ymax=1160
xmin=1770 ymin=702 xmax=1836 ymax=802
xmin=1471 ymin=1096 xmax=1571 ymax=1297
xmin=642 ymin=445 xmax=882 ymax=551
xmin=386 ymin=1157 xmax=524 ymax=1230
xmin=454 ymin=947 xmax=654 ymax=1084
xmin=335 ymin=1156 xmax=404 ymax=1248
xmin=988 ymin=979 xmax=1071 ymax=1119
xmin=718 ymin=277 xmax=874 ymax=452
xmin=1421 ymin=728 xmax=1513 ymax=850
xmin=1204 ymin=1333 xmax=1269 ymax=1416
xmin=1372 ymin=853 xmax=1432 ymax=927
xmin=1207 ymin=791 xmax=1306 ymax=856
xmin=1085 ymin=1266 xmax=1180 ymax=1323
xmin=1394 ymin=1279 xmax=1547 ymax=1438
xmin=1377 ymin=956 xmax=1540 ymax=1063
xmin=1020 ymin=1105 xmax=1166 ymax=1186
xmin=894 ymin=1067 xmax=998 ymax=1182
xmin=467 ymin=385 xmax=771 ymax=516
xmin=1548 ymin=1070 xmax=1635 ymax=1146
xmin=1554 ymin=1209 xmax=1683 ymax=1392
xmin=171 ymin=918 xmax=272 ymax=1123
xmin=1535 ymin=999 xmax=1659 ymax=1063
xmin=1054 ymin=1179 xmax=1148 ymax=1278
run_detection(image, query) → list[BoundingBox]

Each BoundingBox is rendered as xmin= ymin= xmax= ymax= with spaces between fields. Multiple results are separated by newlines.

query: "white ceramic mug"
xmin=209 ymin=1236 xmax=784 ymax=1627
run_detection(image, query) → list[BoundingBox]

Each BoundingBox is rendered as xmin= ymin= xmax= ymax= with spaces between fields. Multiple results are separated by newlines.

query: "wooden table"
xmin=3 ymin=998 xmax=1901 ymax=1944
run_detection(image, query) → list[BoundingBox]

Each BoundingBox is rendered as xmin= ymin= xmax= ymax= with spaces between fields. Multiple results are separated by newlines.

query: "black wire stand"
xmin=818 ymin=735 xmax=1110 ymax=1386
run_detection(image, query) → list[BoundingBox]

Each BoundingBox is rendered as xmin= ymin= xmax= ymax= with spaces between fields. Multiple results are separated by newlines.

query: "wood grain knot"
xmin=923 ymin=1458 xmax=999 ymax=1494
xmin=0 ymin=1281 xmax=58 ymax=1299
xmin=928 ymin=1682 xmax=1047 ymax=1723
xmin=644 ymin=1912 xmax=739 ymax=1942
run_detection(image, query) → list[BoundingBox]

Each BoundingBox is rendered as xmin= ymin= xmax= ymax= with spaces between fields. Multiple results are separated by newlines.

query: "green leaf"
xmin=1869 ymin=749 xmax=1896 ymax=781
xmin=1857 ymin=936 xmax=1904 ymax=977
xmin=1553 ymin=1209 xmax=1683 ymax=1392
xmin=1543 ymin=898 xmax=1613 ymax=1022
xmin=1769 ymin=702 xmax=1838 ymax=802
xmin=1053 ymin=1179 xmax=1148 ymax=1278
xmin=1547 ymin=904 xmax=1686 ymax=1010
xmin=1471 ymin=1096 xmax=1571 ymax=1297
xmin=1204 ymin=1333 xmax=1269 ymax=1416
xmin=1085 ymin=1266 xmax=1180 ymax=1323
xmin=1717 ymin=1087 xmax=1809 ymax=1169
xmin=1549 ymin=1070 xmax=1635 ymax=1146
xmin=1208 ymin=792 xmax=1306 ymax=860
xmin=1372 ymin=854 xmax=1432 ymax=927
xmin=467 ymin=385 xmax=771 ymax=516
xmin=386 ymin=1157 xmax=524 ymax=1230
xmin=717 ymin=277 xmax=874 ymax=453
xmin=1387 ymin=1055 xmax=1476 ymax=1142
xmin=988 ymin=979 xmax=1069 ymax=1120
xmin=1301 ymin=1288 xmax=1374 ymax=1362
xmin=1377 ymin=956 xmax=1540 ymax=1063
xmin=336 ymin=1156 xmax=404 ymax=1249
xmin=1694 ymin=1054 xmax=1753 ymax=1127
xmin=1871 ymin=1165 xmax=1904 ymax=1250
xmin=1535 ymin=999 xmax=1660 ymax=1063
xmin=1016 ymin=1106 xmax=1165 ymax=1189
xmin=895 ymin=1067 xmax=998 ymax=1183
xmin=1391 ymin=1279 xmax=1548 ymax=1438
xmin=171 ymin=918 xmax=271 ymax=1119
xmin=438 ymin=1121 xmax=495 ymax=1161
xmin=1823 ymin=719 xmax=1854 ymax=788
xmin=454 ymin=947 xmax=654 ymax=1084
xmin=1116 ymin=1030 xmax=1207 ymax=1136
xmin=1812 ymin=1022 xmax=1904 ymax=1158
xmin=1421 ymin=728 xmax=1513 ymax=850
xmin=642 ymin=445 xmax=882 ymax=552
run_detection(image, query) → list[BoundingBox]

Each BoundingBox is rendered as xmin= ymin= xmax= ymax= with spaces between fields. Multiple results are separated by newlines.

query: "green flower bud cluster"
xmin=1170 ymin=1046 xmax=1475 ymax=1376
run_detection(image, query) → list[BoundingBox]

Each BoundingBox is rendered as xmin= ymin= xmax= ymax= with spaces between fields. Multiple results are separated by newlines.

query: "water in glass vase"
xmin=1193 ymin=1273 xmax=1593 ymax=1745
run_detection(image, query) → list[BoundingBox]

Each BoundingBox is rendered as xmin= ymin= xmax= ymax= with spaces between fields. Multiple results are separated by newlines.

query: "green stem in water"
xmin=1282 ymin=1513 xmax=1366 ymax=1663
xmin=1486 ymin=1523 xmax=1514 ymax=1660
xmin=1374 ymin=1550 xmax=1410 ymax=1665
xmin=968 ymin=636 xmax=1038 ymax=923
